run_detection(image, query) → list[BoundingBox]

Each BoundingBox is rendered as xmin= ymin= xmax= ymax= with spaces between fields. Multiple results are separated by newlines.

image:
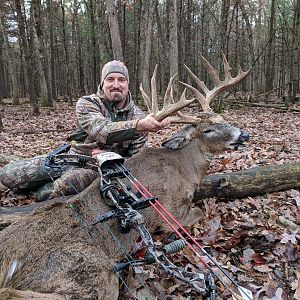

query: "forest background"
xmin=0 ymin=0 xmax=299 ymax=114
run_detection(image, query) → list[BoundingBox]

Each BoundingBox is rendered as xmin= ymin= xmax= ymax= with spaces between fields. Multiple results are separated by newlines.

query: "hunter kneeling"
xmin=0 ymin=61 xmax=170 ymax=202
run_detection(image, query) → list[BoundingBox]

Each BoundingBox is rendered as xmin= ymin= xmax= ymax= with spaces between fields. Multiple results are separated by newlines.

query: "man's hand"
xmin=136 ymin=113 xmax=171 ymax=133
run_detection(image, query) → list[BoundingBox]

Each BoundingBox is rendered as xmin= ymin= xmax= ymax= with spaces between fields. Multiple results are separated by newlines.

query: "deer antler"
xmin=181 ymin=52 xmax=251 ymax=112
xmin=139 ymin=65 xmax=197 ymax=123
xmin=140 ymin=55 xmax=250 ymax=125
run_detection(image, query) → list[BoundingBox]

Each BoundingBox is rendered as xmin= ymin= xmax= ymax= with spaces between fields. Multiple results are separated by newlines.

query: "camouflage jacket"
xmin=68 ymin=85 xmax=148 ymax=158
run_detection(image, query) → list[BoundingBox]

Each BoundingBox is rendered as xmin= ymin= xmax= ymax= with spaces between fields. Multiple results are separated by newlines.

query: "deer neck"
xmin=177 ymin=139 xmax=212 ymax=183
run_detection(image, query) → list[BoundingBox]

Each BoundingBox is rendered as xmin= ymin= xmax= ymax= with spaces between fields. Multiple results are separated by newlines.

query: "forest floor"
xmin=0 ymin=100 xmax=299 ymax=300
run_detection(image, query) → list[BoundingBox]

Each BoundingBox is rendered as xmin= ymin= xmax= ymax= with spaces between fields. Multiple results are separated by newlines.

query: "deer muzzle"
xmin=228 ymin=130 xmax=250 ymax=150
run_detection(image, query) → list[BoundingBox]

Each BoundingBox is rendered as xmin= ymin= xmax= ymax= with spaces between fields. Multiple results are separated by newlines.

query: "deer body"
xmin=0 ymin=120 xmax=248 ymax=299
xmin=0 ymin=55 xmax=250 ymax=299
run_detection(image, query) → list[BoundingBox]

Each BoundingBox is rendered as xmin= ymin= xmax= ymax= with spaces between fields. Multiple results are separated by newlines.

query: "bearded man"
xmin=0 ymin=61 xmax=170 ymax=201
xmin=69 ymin=60 xmax=170 ymax=157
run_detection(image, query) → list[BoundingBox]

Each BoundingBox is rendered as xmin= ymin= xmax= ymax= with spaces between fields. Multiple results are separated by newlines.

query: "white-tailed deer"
xmin=0 ymin=54 xmax=250 ymax=299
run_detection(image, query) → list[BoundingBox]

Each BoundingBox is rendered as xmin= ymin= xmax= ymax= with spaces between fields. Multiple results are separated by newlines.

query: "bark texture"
xmin=194 ymin=162 xmax=300 ymax=201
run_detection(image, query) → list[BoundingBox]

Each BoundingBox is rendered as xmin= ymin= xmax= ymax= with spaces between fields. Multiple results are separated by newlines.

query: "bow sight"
xmin=45 ymin=149 xmax=253 ymax=300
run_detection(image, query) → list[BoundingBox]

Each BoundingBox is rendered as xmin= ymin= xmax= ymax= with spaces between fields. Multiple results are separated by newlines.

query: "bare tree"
xmin=286 ymin=0 xmax=300 ymax=103
xmin=168 ymin=0 xmax=179 ymax=79
xmin=14 ymin=0 xmax=39 ymax=115
xmin=107 ymin=0 xmax=123 ymax=60
xmin=0 ymin=12 xmax=20 ymax=105
xmin=32 ymin=0 xmax=53 ymax=107
xmin=139 ymin=0 xmax=156 ymax=96
xmin=60 ymin=0 xmax=72 ymax=104
xmin=265 ymin=0 xmax=276 ymax=93
xmin=46 ymin=0 xmax=57 ymax=100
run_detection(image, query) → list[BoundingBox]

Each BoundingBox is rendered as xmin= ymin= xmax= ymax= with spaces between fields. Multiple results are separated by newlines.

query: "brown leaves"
xmin=0 ymin=104 xmax=76 ymax=158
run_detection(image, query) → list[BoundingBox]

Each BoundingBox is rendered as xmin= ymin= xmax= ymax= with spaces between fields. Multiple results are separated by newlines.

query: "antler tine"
xmin=183 ymin=54 xmax=251 ymax=111
xmin=156 ymin=84 xmax=196 ymax=122
xmin=139 ymin=83 xmax=151 ymax=113
xmin=140 ymin=64 xmax=160 ymax=115
xmin=221 ymin=51 xmax=251 ymax=87
xmin=221 ymin=51 xmax=232 ymax=82
xmin=150 ymin=64 xmax=159 ymax=114
xmin=163 ymin=73 xmax=177 ymax=106
xmin=179 ymin=78 xmax=213 ymax=113
xmin=163 ymin=89 xmax=200 ymax=125
xmin=140 ymin=65 xmax=196 ymax=123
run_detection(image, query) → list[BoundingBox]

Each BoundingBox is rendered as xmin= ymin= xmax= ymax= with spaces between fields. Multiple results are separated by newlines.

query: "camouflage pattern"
xmin=0 ymin=156 xmax=62 ymax=191
xmin=33 ymin=168 xmax=98 ymax=202
xmin=0 ymin=157 xmax=98 ymax=202
xmin=68 ymin=86 xmax=148 ymax=158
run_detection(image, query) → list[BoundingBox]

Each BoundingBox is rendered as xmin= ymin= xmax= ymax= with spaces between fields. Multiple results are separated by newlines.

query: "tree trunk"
xmin=220 ymin=0 xmax=230 ymax=56
xmin=155 ymin=1 xmax=169 ymax=92
xmin=86 ymin=0 xmax=97 ymax=91
xmin=194 ymin=162 xmax=300 ymax=202
xmin=47 ymin=0 xmax=57 ymax=100
xmin=287 ymin=0 xmax=300 ymax=104
xmin=168 ymin=0 xmax=178 ymax=78
xmin=32 ymin=0 xmax=53 ymax=107
xmin=60 ymin=0 xmax=72 ymax=105
xmin=140 ymin=0 xmax=155 ymax=96
xmin=264 ymin=0 xmax=276 ymax=93
xmin=14 ymin=0 xmax=39 ymax=115
xmin=0 ymin=14 xmax=20 ymax=105
xmin=107 ymin=0 xmax=123 ymax=61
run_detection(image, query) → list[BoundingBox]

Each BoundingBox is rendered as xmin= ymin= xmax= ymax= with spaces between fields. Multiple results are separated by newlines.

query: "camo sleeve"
xmin=126 ymin=105 xmax=148 ymax=156
xmin=127 ymin=131 xmax=148 ymax=157
xmin=76 ymin=96 xmax=145 ymax=145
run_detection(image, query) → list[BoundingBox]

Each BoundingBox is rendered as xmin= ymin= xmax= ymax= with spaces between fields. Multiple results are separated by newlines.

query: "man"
xmin=69 ymin=60 xmax=170 ymax=157
xmin=0 ymin=61 xmax=170 ymax=201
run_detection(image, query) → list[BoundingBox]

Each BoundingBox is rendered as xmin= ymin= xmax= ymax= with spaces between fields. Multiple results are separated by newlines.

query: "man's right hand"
xmin=136 ymin=113 xmax=171 ymax=133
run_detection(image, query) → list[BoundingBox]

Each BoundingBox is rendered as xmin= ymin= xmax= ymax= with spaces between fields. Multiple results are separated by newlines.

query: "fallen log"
xmin=229 ymin=101 xmax=300 ymax=112
xmin=194 ymin=162 xmax=300 ymax=202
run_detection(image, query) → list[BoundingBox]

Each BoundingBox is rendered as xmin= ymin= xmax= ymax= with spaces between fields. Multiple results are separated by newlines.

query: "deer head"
xmin=140 ymin=53 xmax=251 ymax=155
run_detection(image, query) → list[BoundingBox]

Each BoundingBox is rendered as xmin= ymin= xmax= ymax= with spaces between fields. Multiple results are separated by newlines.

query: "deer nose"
xmin=238 ymin=131 xmax=249 ymax=142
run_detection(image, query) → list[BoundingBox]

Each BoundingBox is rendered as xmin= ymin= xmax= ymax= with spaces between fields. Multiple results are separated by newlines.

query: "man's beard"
xmin=110 ymin=94 xmax=125 ymax=103
xmin=109 ymin=90 xmax=127 ymax=103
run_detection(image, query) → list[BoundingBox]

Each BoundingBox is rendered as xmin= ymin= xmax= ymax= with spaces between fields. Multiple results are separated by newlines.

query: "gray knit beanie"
xmin=101 ymin=60 xmax=129 ymax=84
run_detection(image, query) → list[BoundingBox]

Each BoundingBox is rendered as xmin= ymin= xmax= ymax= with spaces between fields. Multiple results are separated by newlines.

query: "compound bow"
xmin=45 ymin=145 xmax=253 ymax=300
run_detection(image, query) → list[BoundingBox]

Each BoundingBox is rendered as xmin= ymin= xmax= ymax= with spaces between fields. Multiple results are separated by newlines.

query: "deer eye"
xmin=203 ymin=129 xmax=214 ymax=134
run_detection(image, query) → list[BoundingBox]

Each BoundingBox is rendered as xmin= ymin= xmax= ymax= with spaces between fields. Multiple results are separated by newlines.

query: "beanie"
xmin=101 ymin=60 xmax=129 ymax=84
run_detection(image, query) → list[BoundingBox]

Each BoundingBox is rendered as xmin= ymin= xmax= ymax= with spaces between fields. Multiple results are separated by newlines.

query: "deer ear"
xmin=161 ymin=134 xmax=191 ymax=149
xmin=161 ymin=125 xmax=196 ymax=149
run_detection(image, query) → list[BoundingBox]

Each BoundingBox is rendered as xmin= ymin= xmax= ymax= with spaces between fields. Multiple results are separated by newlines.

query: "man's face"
xmin=102 ymin=73 xmax=129 ymax=108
